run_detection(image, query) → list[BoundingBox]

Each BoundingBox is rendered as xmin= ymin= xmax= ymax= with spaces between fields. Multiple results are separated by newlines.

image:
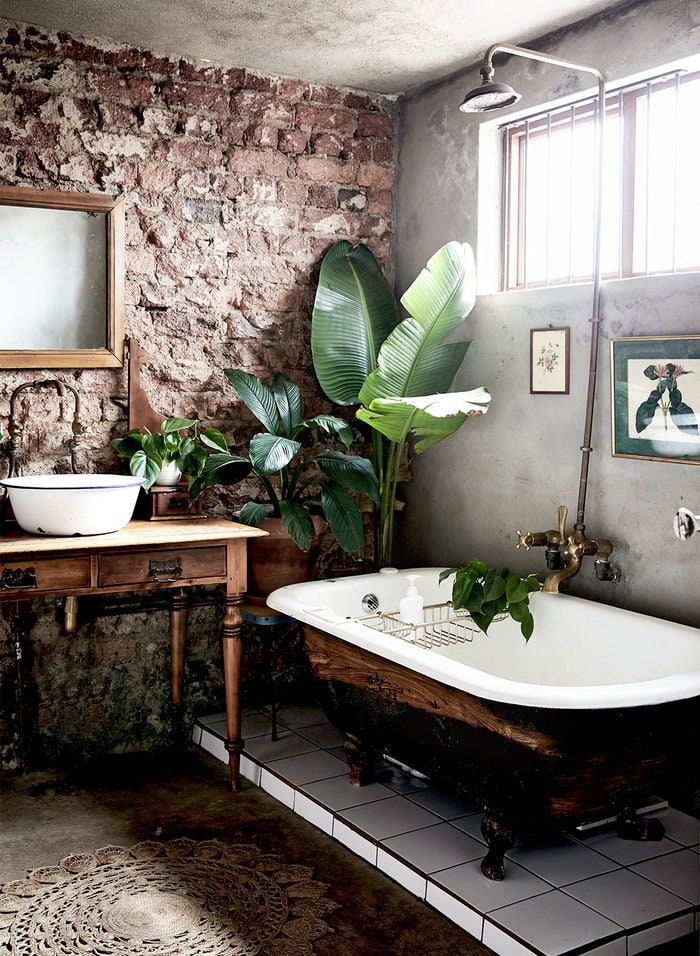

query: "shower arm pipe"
xmin=482 ymin=44 xmax=606 ymax=530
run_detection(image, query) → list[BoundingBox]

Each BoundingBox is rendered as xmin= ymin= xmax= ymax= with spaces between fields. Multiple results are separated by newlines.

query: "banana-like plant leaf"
xmin=359 ymin=242 xmax=477 ymax=406
xmin=271 ymin=373 xmax=304 ymax=436
xmin=225 ymin=368 xmax=282 ymax=435
xmin=315 ymin=450 xmax=380 ymax=502
xmin=357 ymin=388 xmax=491 ymax=453
xmin=320 ymin=482 xmax=365 ymax=552
xmin=312 ymin=240 xmax=400 ymax=405
xmin=249 ymin=433 xmax=301 ymax=473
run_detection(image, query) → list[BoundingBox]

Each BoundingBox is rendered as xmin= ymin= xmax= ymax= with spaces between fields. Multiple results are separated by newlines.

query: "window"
xmin=502 ymin=69 xmax=700 ymax=290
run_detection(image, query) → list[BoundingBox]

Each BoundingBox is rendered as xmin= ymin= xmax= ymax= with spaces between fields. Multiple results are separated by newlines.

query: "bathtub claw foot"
xmin=343 ymin=734 xmax=376 ymax=786
xmin=617 ymin=808 xmax=665 ymax=841
xmin=480 ymin=813 xmax=515 ymax=881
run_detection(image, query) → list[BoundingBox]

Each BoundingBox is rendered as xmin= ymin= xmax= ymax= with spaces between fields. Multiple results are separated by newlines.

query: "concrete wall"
xmin=394 ymin=0 xmax=700 ymax=626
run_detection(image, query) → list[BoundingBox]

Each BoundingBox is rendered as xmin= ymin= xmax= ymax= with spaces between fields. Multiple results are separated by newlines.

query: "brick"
xmin=230 ymin=90 xmax=293 ymax=125
xmin=311 ymin=132 xmax=345 ymax=157
xmin=357 ymin=112 xmax=396 ymax=138
xmin=366 ymin=189 xmax=392 ymax=215
xmin=278 ymin=128 xmax=309 ymax=154
xmin=86 ymin=69 xmax=154 ymax=104
xmin=245 ymin=125 xmax=279 ymax=149
xmin=357 ymin=163 xmax=393 ymax=189
xmin=277 ymin=181 xmax=308 ymax=206
xmin=227 ymin=148 xmax=289 ymax=178
xmin=137 ymin=163 xmax=177 ymax=192
xmin=295 ymin=104 xmax=355 ymax=134
xmin=296 ymin=155 xmax=356 ymax=184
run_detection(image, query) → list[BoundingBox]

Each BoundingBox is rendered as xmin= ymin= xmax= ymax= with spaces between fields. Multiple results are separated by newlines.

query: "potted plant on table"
xmin=220 ymin=369 xmax=380 ymax=601
xmin=312 ymin=240 xmax=491 ymax=568
xmin=111 ymin=416 xmax=251 ymax=498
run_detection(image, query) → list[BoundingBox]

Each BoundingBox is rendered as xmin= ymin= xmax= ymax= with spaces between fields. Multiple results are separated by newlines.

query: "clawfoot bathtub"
xmin=268 ymin=568 xmax=700 ymax=879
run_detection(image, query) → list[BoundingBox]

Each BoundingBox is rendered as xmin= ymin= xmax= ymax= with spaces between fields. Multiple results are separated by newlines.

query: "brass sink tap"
xmin=516 ymin=505 xmax=620 ymax=592
xmin=7 ymin=379 xmax=84 ymax=477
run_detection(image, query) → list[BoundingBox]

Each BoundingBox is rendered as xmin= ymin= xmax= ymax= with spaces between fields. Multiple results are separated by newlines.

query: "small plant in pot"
xmin=111 ymin=416 xmax=251 ymax=497
xmin=223 ymin=369 xmax=380 ymax=600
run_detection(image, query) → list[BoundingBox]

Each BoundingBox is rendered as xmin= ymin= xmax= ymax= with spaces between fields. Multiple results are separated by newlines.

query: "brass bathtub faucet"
xmin=516 ymin=504 xmax=620 ymax=592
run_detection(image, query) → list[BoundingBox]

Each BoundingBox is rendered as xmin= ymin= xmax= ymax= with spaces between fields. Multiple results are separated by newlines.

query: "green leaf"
xmin=304 ymin=414 xmax=354 ymax=448
xmin=280 ymin=500 xmax=317 ymax=551
xmin=635 ymin=391 xmax=662 ymax=433
xmin=314 ymin=450 xmax=380 ymax=502
xmin=359 ymin=242 xmax=477 ymax=406
xmin=357 ymin=389 xmax=490 ymax=453
xmin=669 ymin=400 xmax=699 ymax=436
xmin=320 ymin=482 xmax=365 ymax=552
xmin=271 ymin=373 xmax=304 ymax=436
xmin=162 ymin=416 xmax=198 ymax=433
xmin=249 ymin=433 xmax=301 ymax=473
xmin=312 ymin=240 xmax=399 ymax=405
xmin=199 ymin=427 xmax=229 ymax=453
xmin=128 ymin=449 xmax=162 ymax=491
xmin=225 ymin=368 xmax=282 ymax=435
xmin=239 ymin=501 xmax=271 ymax=527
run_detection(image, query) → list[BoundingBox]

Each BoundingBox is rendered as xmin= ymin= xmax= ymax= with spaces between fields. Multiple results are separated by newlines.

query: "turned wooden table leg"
xmin=221 ymin=588 xmax=245 ymax=791
xmin=169 ymin=588 xmax=188 ymax=746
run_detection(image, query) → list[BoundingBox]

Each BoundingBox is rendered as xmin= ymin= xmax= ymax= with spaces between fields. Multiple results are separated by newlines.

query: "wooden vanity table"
xmin=0 ymin=518 xmax=266 ymax=791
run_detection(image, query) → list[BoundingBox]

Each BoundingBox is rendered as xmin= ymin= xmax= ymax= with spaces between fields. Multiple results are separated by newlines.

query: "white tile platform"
xmin=193 ymin=705 xmax=700 ymax=956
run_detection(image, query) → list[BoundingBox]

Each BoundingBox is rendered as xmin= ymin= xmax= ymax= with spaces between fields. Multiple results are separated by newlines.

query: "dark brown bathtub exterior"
xmin=303 ymin=624 xmax=700 ymax=879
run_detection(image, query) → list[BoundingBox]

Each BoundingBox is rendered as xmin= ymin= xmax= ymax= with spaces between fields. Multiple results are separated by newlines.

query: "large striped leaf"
xmin=312 ymin=241 xmax=399 ymax=405
xmin=359 ymin=242 xmax=476 ymax=405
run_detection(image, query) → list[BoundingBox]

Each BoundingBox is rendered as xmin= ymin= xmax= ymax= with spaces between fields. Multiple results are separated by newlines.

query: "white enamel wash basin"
xmin=0 ymin=474 xmax=146 ymax=536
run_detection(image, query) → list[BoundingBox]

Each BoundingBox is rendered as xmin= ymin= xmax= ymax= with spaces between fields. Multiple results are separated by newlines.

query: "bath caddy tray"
xmin=359 ymin=602 xmax=505 ymax=649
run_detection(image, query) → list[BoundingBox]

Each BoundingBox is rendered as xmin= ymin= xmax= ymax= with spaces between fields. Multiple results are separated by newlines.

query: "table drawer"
xmin=0 ymin=555 xmax=91 ymax=595
xmin=99 ymin=545 xmax=227 ymax=587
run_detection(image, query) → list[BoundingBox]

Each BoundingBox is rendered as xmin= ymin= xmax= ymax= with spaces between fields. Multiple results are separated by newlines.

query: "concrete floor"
xmin=0 ymin=745 xmax=498 ymax=956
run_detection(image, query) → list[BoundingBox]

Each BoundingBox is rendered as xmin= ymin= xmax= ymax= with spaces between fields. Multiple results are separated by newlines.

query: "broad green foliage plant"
xmin=312 ymin=240 xmax=491 ymax=567
xmin=634 ymin=363 xmax=698 ymax=437
xmin=223 ymin=369 xmax=379 ymax=553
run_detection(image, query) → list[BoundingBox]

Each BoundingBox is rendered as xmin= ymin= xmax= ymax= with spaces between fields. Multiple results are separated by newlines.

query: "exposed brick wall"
xmin=0 ymin=19 xmax=396 ymax=454
xmin=0 ymin=19 xmax=396 ymax=768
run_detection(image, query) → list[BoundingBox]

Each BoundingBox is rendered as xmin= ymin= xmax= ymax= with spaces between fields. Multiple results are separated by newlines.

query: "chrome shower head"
xmin=459 ymin=66 xmax=521 ymax=113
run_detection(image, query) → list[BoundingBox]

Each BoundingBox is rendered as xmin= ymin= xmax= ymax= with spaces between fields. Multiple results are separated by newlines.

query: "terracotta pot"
xmin=246 ymin=515 xmax=326 ymax=605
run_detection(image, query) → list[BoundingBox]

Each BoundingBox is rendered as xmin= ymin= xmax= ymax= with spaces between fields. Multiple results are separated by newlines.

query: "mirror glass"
xmin=0 ymin=185 xmax=125 ymax=368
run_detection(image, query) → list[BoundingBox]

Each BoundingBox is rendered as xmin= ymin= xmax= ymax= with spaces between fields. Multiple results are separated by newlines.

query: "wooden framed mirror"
xmin=0 ymin=185 xmax=125 ymax=368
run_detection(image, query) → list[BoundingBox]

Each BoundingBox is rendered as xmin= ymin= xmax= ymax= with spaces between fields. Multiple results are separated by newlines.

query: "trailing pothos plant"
xmin=111 ymin=416 xmax=251 ymax=496
xmin=312 ymin=240 xmax=491 ymax=568
xmin=439 ymin=560 xmax=542 ymax=641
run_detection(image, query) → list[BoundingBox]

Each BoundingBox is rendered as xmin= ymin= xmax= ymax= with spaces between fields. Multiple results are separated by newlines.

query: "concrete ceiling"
xmin=3 ymin=0 xmax=621 ymax=94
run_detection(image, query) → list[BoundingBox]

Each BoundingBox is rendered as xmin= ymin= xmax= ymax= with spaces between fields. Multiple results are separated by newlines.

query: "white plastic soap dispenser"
xmin=399 ymin=575 xmax=424 ymax=626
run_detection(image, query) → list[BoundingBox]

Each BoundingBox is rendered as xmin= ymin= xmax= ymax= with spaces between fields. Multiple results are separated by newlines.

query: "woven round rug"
xmin=0 ymin=838 xmax=338 ymax=956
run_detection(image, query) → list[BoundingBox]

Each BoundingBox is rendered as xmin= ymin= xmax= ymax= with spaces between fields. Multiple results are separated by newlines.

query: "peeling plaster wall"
xmin=394 ymin=0 xmax=700 ymax=627
xmin=0 ymin=20 xmax=395 ymax=767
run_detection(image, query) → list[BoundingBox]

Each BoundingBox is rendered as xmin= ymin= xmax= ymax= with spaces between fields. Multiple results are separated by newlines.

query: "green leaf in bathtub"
xmin=440 ymin=560 xmax=542 ymax=640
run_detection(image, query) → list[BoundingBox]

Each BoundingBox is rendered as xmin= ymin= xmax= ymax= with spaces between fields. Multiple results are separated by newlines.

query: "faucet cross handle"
xmin=516 ymin=530 xmax=532 ymax=550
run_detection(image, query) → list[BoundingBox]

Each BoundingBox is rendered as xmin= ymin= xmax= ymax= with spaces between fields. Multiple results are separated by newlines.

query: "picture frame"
xmin=610 ymin=335 xmax=700 ymax=464
xmin=530 ymin=327 xmax=570 ymax=394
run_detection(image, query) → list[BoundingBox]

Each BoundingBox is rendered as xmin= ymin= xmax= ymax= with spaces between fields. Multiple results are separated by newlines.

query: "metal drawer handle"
xmin=149 ymin=558 xmax=182 ymax=583
xmin=1 ymin=567 xmax=38 ymax=590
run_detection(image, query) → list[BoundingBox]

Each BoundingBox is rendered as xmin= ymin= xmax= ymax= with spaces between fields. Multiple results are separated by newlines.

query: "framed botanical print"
xmin=530 ymin=328 xmax=570 ymax=394
xmin=610 ymin=335 xmax=700 ymax=464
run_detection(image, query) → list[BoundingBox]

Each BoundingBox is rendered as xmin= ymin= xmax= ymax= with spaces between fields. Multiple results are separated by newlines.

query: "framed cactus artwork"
xmin=610 ymin=335 xmax=700 ymax=464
